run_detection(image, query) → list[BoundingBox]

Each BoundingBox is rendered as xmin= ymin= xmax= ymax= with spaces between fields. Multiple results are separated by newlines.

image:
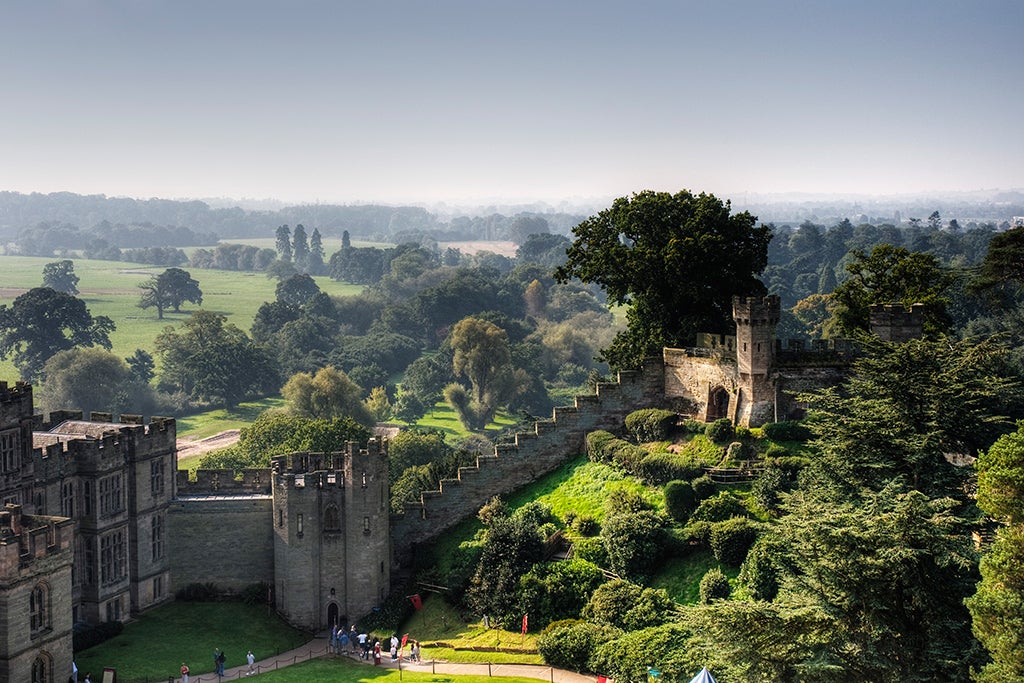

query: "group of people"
xmin=329 ymin=625 xmax=422 ymax=665
xmin=180 ymin=647 xmax=256 ymax=681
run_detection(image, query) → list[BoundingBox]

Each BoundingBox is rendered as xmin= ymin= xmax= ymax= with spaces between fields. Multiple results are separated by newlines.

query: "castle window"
xmin=363 ymin=516 xmax=370 ymax=535
xmin=0 ymin=428 xmax=20 ymax=472
xmin=83 ymin=538 xmax=95 ymax=586
xmin=361 ymin=472 xmax=367 ymax=489
xmin=106 ymin=596 xmax=122 ymax=622
xmin=99 ymin=474 xmax=124 ymax=516
xmin=61 ymin=481 xmax=74 ymax=517
xmin=278 ymin=509 xmax=284 ymax=527
xmin=324 ymin=504 xmax=340 ymax=531
xmin=83 ymin=481 xmax=93 ymax=515
xmin=297 ymin=513 xmax=304 ymax=537
xmin=151 ymin=515 xmax=164 ymax=561
xmin=30 ymin=582 xmax=49 ymax=633
xmin=150 ymin=458 xmax=165 ymax=495
xmin=154 ymin=575 xmax=164 ymax=600
xmin=31 ymin=654 xmax=50 ymax=683
xmin=100 ymin=530 xmax=127 ymax=585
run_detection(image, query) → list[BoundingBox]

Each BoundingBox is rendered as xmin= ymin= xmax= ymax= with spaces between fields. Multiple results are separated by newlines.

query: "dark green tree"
xmin=37 ymin=348 xmax=156 ymax=416
xmin=554 ymin=190 xmax=772 ymax=369
xmin=0 ymin=287 xmax=114 ymax=381
xmin=292 ymin=224 xmax=310 ymax=272
xmin=155 ymin=310 xmax=275 ymax=407
xmin=275 ymin=273 xmax=321 ymax=307
xmin=125 ymin=349 xmax=156 ymax=384
xmin=275 ymin=224 xmax=292 ymax=262
xmin=41 ymin=259 xmax=80 ymax=294
xmin=138 ymin=267 xmax=203 ymax=319
xmin=465 ymin=513 xmax=544 ymax=627
xmin=447 ymin=317 xmax=522 ymax=429
xmin=308 ymin=227 xmax=326 ymax=275
xmin=967 ymin=423 xmax=1024 ymax=681
xmin=280 ymin=365 xmax=374 ymax=427
xmin=830 ymin=244 xmax=954 ymax=336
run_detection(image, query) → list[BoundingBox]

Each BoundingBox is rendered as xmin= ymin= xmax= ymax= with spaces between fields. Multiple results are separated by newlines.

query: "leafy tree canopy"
xmin=281 ymin=365 xmax=375 ymax=427
xmin=138 ymin=267 xmax=203 ymax=319
xmin=555 ymin=190 xmax=772 ymax=369
xmin=42 ymin=259 xmax=80 ymax=294
xmin=0 ymin=287 xmax=114 ymax=381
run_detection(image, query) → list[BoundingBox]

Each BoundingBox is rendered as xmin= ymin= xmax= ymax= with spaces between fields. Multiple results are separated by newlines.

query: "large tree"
xmin=0 ymin=287 xmax=114 ymax=381
xmin=447 ymin=317 xmax=523 ymax=429
xmin=41 ymin=259 xmax=80 ymax=294
xmin=829 ymin=244 xmax=955 ymax=337
xmin=155 ymin=310 xmax=275 ymax=407
xmin=554 ymin=190 xmax=772 ymax=369
xmin=36 ymin=347 xmax=155 ymax=416
xmin=967 ymin=423 xmax=1024 ymax=681
xmin=138 ymin=267 xmax=203 ymax=319
xmin=281 ymin=365 xmax=375 ymax=427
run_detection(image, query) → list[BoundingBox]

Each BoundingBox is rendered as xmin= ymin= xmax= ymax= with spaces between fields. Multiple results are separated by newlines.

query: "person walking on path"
xmin=216 ymin=648 xmax=226 ymax=676
xmin=181 ymin=663 xmax=190 ymax=683
xmin=247 ymin=650 xmax=256 ymax=675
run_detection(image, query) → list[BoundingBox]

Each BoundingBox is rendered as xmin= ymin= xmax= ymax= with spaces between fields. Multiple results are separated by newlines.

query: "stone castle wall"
xmin=389 ymin=359 xmax=665 ymax=566
xmin=168 ymin=496 xmax=275 ymax=592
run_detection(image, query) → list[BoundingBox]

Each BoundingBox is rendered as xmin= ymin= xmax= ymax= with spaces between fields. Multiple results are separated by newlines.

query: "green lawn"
xmin=74 ymin=602 xmax=310 ymax=682
xmin=0 ymin=254 xmax=364 ymax=381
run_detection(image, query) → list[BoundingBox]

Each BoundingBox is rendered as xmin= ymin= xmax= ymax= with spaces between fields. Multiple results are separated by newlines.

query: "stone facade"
xmin=0 ymin=504 xmax=75 ymax=683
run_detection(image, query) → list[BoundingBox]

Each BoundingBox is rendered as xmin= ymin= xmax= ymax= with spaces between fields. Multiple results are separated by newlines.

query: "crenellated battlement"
xmin=0 ymin=504 xmax=74 ymax=576
xmin=390 ymin=358 xmax=665 ymax=565
xmin=732 ymin=295 xmax=781 ymax=324
xmin=870 ymin=302 xmax=926 ymax=342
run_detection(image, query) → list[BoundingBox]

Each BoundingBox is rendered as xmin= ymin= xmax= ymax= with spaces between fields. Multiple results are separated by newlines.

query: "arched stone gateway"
xmin=706 ymin=386 xmax=730 ymax=421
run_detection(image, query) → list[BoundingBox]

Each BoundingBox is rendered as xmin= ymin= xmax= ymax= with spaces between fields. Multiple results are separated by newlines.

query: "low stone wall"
xmin=167 ymin=496 xmax=274 ymax=593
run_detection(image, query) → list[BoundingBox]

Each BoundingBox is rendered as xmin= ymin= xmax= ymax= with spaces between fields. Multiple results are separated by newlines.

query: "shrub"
xmin=664 ymin=479 xmax=698 ymax=522
xmin=572 ymin=536 xmax=608 ymax=565
xmin=681 ymin=419 xmax=705 ymax=434
xmin=514 ymin=500 xmax=554 ymax=527
xmin=690 ymin=492 xmax=748 ymax=523
xmin=519 ymin=559 xmax=606 ymax=628
xmin=582 ymin=579 xmax=674 ymax=631
xmin=240 ymin=581 xmax=272 ymax=605
xmin=739 ymin=535 xmax=785 ymax=601
xmin=751 ymin=464 xmax=787 ymax=512
xmin=538 ymin=620 xmax=621 ymax=671
xmin=709 ymin=517 xmax=761 ymax=567
xmin=601 ymin=510 xmax=665 ymax=582
xmin=735 ymin=425 xmax=752 ymax=439
xmin=175 ymin=582 xmax=220 ymax=601
xmin=638 ymin=452 xmax=705 ymax=485
xmin=764 ymin=443 xmax=790 ymax=459
xmin=691 ymin=474 xmax=716 ymax=501
xmin=705 ymin=418 xmax=735 ymax=443
xmin=761 ymin=420 xmax=812 ymax=442
xmin=625 ymin=408 xmax=678 ymax=443
xmin=682 ymin=520 xmax=713 ymax=546
xmin=586 ymin=430 xmax=618 ymax=462
xmin=73 ymin=620 xmax=124 ymax=652
xmin=699 ymin=567 xmax=731 ymax=603
xmin=610 ymin=440 xmax=647 ymax=474
xmin=572 ymin=514 xmax=600 ymax=536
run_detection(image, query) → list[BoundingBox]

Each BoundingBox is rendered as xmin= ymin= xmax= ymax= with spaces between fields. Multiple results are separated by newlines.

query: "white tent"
xmin=687 ymin=667 xmax=717 ymax=683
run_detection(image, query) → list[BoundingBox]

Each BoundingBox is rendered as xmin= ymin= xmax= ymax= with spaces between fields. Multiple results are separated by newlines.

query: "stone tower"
xmin=732 ymin=295 xmax=781 ymax=426
xmin=0 ymin=505 xmax=75 ymax=683
xmin=272 ymin=439 xmax=390 ymax=632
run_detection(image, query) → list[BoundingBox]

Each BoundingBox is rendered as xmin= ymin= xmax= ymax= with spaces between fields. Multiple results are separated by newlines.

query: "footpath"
xmin=172 ymin=634 xmax=596 ymax=683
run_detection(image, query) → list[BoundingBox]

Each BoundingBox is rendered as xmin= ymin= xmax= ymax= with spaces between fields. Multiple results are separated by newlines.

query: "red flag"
xmin=597 ymin=677 xmax=607 ymax=683
xmin=522 ymin=614 xmax=528 ymax=634
xmin=401 ymin=633 xmax=408 ymax=649
xmin=409 ymin=594 xmax=422 ymax=610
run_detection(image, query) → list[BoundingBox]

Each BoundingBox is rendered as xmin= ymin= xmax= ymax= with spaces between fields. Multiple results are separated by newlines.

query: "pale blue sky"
xmin=2 ymin=1 xmax=1021 ymax=205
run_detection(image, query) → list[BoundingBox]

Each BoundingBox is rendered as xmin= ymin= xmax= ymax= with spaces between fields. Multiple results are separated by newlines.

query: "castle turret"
xmin=732 ymin=295 xmax=781 ymax=426
xmin=870 ymin=303 xmax=925 ymax=342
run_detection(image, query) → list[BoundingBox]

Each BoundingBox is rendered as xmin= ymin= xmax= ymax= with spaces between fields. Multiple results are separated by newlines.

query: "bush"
xmin=572 ymin=536 xmax=608 ymax=565
xmin=699 ymin=567 xmax=731 ymax=603
xmin=73 ymin=620 xmax=124 ymax=652
xmin=761 ymin=420 xmax=812 ymax=442
xmin=514 ymin=500 xmax=554 ymax=527
xmin=625 ymin=408 xmax=678 ymax=443
xmin=705 ymin=418 xmax=735 ymax=443
xmin=764 ymin=443 xmax=790 ymax=459
xmin=582 ymin=579 xmax=675 ymax=631
xmin=240 ymin=581 xmax=272 ymax=605
xmin=751 ymin=464 xmax=787 ymax=512
xmin=538 ymin=620 xmax=621 ymax=671
xmin=664 ymin=479 xmax=698 ymax=522
xmin=586 ymin=430 xmax=618 ymax=462
xmin=610 ymin=440 xmax=647 ymax=474
xmin=739 ymin=535 xmax=785 ymax=601
xmin=520 ymin=559 xmax=606 ymax=629
xmin=690 ymin=492 xmax=748 ymax=523
xmin=681 ymin=419 xmax=705 ymax=434
xmin=175 ymin=582 xmax=220 ymax=601
xmin=691 ymin=474 xmax=716 ymax=501
xmin=735 ymin=425 xmax=752 ymax=439
xmin=709 ymin=517 xmax=761 ymax=567
xmin=682 ymin=520 xmax=713 ymax=546
xmin=572 ymin=514 xmax=600 ymax=536
xmin=601 ymin=510 xmax=665 ymax=582
xmin=638 ymin=452 xmax=705 ymax=485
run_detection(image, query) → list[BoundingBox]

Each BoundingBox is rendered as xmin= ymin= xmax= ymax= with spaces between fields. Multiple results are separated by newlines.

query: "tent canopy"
xmin=687 ymin=667 xmax=717 ymax=683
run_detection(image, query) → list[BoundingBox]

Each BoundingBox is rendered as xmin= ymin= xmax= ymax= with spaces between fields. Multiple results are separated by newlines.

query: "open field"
xmin=0 ymin=255 xmax=364 ymax=381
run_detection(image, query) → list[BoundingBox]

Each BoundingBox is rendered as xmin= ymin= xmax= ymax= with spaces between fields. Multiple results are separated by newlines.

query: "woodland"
xmin=1 ymin=189 xmax=1023 ymax=681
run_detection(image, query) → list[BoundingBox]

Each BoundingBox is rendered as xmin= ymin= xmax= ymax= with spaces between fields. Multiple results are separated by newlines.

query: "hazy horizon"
xmin=3 ymin=1 xmax=1022 ymax=206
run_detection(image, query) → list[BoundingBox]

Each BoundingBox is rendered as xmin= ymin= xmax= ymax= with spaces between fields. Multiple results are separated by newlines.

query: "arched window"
xmin=324 ymin=504 xmax=340 ymax=531
xmin=30 ymin=582 xmax=49 ymax=633
xmin=31 ymin=652 xmax=50 ymax=683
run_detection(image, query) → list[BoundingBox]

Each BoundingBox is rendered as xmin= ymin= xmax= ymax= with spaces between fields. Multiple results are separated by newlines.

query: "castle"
xmin=0 ymin=298 xmax=921 ymax=681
